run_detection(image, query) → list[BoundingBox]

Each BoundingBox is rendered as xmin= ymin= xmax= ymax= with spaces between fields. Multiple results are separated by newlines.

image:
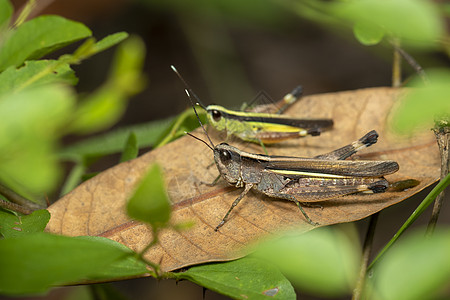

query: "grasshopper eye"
xmin=219 ymin=149 xmax=232 ymax=162
xmin=211 ymin=110 xmax=222 ymax=122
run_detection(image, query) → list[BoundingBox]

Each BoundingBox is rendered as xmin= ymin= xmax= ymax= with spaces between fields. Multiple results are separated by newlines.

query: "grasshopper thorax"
xmin=213 ymin=143 xmax=242 ymax=186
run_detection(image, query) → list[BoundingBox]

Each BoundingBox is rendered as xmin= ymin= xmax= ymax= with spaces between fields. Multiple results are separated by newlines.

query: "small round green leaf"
xmin=353 ymin=21 xmax=385 ymax=46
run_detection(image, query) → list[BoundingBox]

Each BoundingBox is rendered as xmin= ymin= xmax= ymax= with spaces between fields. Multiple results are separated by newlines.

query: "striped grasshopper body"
xmin=170 ymin=66 xmax=333 ymax=144
xmin=211 ymin=130 xmax=399 ymax=230
xmin=203 ymin=86 xmax=334 ymax=144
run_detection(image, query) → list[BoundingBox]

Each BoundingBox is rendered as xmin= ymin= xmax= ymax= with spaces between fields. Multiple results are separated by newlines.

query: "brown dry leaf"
xmin=46 ymin=87 xmax=440 ymax=272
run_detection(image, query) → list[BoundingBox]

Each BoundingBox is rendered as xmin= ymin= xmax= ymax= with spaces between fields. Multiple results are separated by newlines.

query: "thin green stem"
xmin=13 ymin=0 xmax=36 ymax=27
xmin=390 ymin=41 xmax=428 ymax=84
xmin=136 ymin=227 xmax=162 ymax=277
xmin=427 ymin=127 xmax=449 ymax=236
xmin=155 ymin=109 xmax=195 ymax=148
xmin=368 ymin=173 xmax=450 ymax=270
xmin=60 ymin=162 xmax=87 ymax=197
xmin=391 ymin=38 xmax=402 ymax=88
xmin=353 ymin=213 xmax=379 ymax=300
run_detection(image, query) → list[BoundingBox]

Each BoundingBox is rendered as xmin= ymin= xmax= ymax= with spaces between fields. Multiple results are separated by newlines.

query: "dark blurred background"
xmin=6 ymin=0 xmax=449 ymax=299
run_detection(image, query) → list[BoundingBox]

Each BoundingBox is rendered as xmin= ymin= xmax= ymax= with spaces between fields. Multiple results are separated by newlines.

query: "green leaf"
xmin=369 ymin=229 xmax=450 ymax=300
xmin=174 ymin=257 xmax=296 ymax=299
xmin=120 ymin=132 xmax=139 ymax=162
xmin=0 ymin=33 xmax=127 ymax=95
xmin=68 ymin=32 xmax=129 ymax=63
xmin=255 ymin=227 xmax=360 ymax=297
xmin=389 ymin=69 xmax=450 ymax=134
xmin=76 ymin=236 xmax=149 ymax=280
xmin=59 ymin=162 xmax=87 ymax=196
xmin=0 ymin=84 xmax=75 ymax=196
xmin=0 ymin=15 xmax=92 ymax=71
xmin=0 ymin=209 xmax=50 ymax=238
xmin=0 ymin=60 xmax=77 ymax=95
xmin=108 ymin=35 xmax=145 ymax=93
xmin=60 ymin=108 xmax=204 ymax=161
xmin=70 ymin=87 xmax=130 ymax=134
xmin=0 ymin=0 xmax=13 ymax=29
xmin=126 ymin=163 xmax=171 ymax=226
xmin=93 ymin=32 xmax=129 ymax=54
xmin=59 ymin=117 xmax=175 ymax=161
xmin=335 ymin=0 xmax=444 ymax=48
xmin=0 ymin=233 xmax=134 ymax=295
xmin=69 ymin=36 xmax=146 ymax=134
xmin=353 ymin=21 xmax=385 ymax=46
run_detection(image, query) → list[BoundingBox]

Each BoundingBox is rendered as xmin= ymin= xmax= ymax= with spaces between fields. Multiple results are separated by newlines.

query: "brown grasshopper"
xmin=184 ymin=90 xmax=399 ymax=231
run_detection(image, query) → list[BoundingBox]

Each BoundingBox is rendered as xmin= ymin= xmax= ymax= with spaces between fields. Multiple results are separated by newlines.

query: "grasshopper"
xmin=171 ymin=66 xmax=333 ymax=145
xmin=184 ymin=89 xmax=400 ymax=231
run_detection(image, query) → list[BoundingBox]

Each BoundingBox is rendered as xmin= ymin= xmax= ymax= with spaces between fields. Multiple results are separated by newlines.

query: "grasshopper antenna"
xmin=170 ymin=65 xmax=207 ymax=109
xmin=184 ymin=89 xmax=216 ymax=149
xmin=185 ymin=131 xmax=214 ymax=151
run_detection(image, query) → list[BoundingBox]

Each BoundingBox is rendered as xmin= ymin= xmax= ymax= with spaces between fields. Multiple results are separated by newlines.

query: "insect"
xmin=171 ymin=66 xmax=333 ymax=145
xmin=184 ymin=89 xmax=400 ymax=231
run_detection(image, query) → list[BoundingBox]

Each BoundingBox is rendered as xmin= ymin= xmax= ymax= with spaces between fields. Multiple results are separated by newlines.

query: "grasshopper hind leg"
xmin=272 ymin=193 xmax=319 ymax=226
xmin=315 ymin=130 xmax=379 ymax=161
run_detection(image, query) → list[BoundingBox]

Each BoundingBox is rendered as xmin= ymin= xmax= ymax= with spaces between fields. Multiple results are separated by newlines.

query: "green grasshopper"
xmin=184 ymin=89 xmax=399 ymax=231
xmin=171 ymin=66 xmax=333 ymax=144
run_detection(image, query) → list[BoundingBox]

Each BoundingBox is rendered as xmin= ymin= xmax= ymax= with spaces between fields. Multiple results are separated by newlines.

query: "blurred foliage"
xmin=367 ymin=229 xmax=450 ymax=300
xmin=255 ymin=226 xmax=360 ymax=297
xmin=0 ymin=233 xmax=148 ymax=295
xmin=389 ymin=69 xmax=450 ymax=134
xmin=0 ymin=0 xmax=449 ymax=299
xmin=68 ymin=35 xmax=146 ymax=134
xmin=0 ymin=2 xmax=154 ymax=294
xmin=0 ymin=85 xmax=75 ymax=197
xmin=0 ymin=1 xmax=145 ymax=200
xmin=333 ymin=0 xmax=445 ymax=49
xmin=120 ymin=132 xmax=139 ymax=163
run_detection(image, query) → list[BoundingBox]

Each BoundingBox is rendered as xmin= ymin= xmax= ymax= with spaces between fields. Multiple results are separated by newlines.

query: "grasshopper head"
xmin=214 ymin=143 xmax=242 ymax=185
xmin=206 ymin=105 xmax=227 ymax=131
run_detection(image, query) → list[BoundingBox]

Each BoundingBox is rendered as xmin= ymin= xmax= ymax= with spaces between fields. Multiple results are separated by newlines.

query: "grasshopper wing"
xmin=263 ymin=158 xmax=399 ymax=202
xmin=265 ymin=158 xmax=399 ymax=178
